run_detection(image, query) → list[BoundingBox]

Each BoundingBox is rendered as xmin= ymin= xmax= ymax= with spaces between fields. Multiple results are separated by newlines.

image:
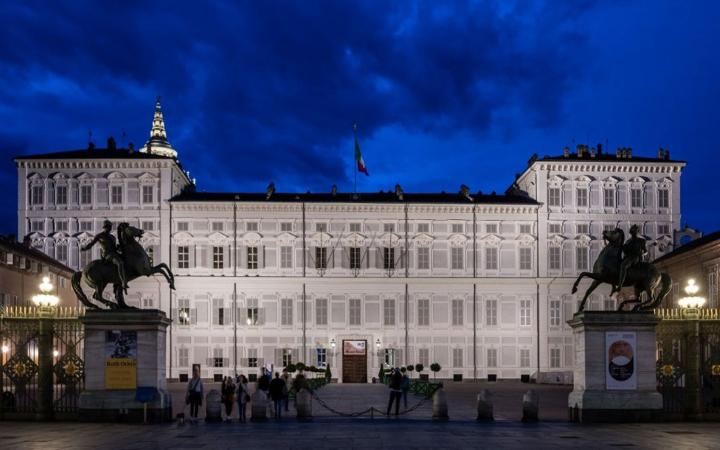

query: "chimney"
xmin=331 ymin=185 xmax=337 ymax=196
xmin=616 ymin=147 xmax=622 ymax=158
xmin=107 ymin=136 xmax=117 ymax=150
xmin=626 ymin=147 xmax=632 ymax=158
xmin=394 ymin=184 xmax=404 ymax=200
xmin=590 ymin=146 xmax=597 ymax=158
xmin=266 ymin=182 xmax=275 ymax=200
xmin=665 ymin=149 xmax=670 ymax=160
xmin=563 ymin=146 xmax=570 ymax=157
xmin=88 ymin=140 xmax=95 ymax=150
xmin=597 ymin=143 xmax=603 ymax=154
xmin=576 ymin=144 xmax=583 ymax=157
xmin=128 ymin=142 xmax=135 ymax=153
xmin=460 ymin=184 xmax=473 ymax=201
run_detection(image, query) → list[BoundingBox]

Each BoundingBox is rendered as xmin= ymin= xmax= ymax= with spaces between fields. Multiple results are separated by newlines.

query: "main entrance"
xmin=342 ymin=339 xmax=367 ymax=383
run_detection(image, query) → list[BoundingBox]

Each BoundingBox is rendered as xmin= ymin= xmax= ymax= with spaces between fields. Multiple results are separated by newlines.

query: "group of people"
xmin=386 ymin=367 xmax=411 ymax=416
xmin=185 ymin=366 xmax=292 ymax=422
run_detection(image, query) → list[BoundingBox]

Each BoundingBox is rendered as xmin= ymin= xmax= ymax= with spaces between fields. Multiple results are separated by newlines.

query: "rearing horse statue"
xmin=572 ymin=228 xmax=672 ymax=312
xmin=72 ymin=222 xmax=175 ymax=309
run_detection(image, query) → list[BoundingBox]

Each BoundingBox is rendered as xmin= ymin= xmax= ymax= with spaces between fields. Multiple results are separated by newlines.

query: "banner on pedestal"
xmin=606 ymin=331 xmax=637 ymax=390
xmin=105 ymin=330 xmax=137 ymax=389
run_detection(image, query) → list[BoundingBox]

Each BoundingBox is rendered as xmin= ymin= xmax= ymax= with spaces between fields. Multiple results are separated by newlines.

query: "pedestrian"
xmin=386 ymin=368 xmax=403 ymax=416
xmin=186 ymin=365 xmax=204 ymax=423
xmin=221 ymin=376 xmax=236 ymax=422
xmin=282 ymin=370 xmax=291 ymax=412
xmin=400 ymin=367 xmax=410 ymax=409
xmin=236 ymin=374 xmax=250 ymax=423
xmin=269 ymin=372 xmax=287 ymax=419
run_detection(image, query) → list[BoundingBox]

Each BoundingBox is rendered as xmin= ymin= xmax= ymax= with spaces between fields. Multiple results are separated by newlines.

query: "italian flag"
xmin=355 ymin=135 xmax=369 ymax=176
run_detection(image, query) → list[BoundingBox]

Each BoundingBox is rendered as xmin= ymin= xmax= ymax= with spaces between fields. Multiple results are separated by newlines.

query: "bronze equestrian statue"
xmin=72 ymin=221 xmax=175 ymax=309
xmin=572 ymin=227 xmax=671 ymax=312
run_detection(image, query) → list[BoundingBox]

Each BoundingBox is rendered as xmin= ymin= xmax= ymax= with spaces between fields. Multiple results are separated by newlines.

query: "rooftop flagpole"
xmin=353 ymin=123 xmax=358 ymax=196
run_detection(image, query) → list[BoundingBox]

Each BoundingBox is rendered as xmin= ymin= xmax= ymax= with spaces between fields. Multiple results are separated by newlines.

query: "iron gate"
xmin=0 ymin=306 xmax=85 ymax=420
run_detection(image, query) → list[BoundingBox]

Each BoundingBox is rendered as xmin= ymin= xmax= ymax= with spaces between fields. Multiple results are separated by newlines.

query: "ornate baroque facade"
xmin=15 ymin=103 xmax=685 ymax=382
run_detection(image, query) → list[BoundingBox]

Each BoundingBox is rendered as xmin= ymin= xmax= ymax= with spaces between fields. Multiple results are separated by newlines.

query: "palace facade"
xmin=14 ymin=100 xmax=685 ymax=382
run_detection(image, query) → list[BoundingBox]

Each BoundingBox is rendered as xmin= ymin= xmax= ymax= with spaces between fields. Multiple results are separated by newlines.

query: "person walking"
xmin=236 ymin=374 xmax=250 ymax=423
xmin=186 ymin=366 xmax=204 ymax=423
xmin=269 ymin=372 xmax=287 ymax=419
xmin=386 ymin=368 xmax=403 ymax=416
xmin=221 ymin=376 xmax=236 ymax=422
xmin=400 ymin=368 xmax=411 ymax=409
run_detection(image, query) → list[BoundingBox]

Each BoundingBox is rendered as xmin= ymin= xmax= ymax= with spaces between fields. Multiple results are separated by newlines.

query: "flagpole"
xmin=353 ymin=123 xmax=358 ymax=196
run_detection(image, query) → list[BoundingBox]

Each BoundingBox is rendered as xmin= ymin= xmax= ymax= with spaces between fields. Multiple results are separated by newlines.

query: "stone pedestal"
xmin=78 ymin=309 xmax=172 ymax=423
xmin=568 ymin=311 xmax=662 ymax=423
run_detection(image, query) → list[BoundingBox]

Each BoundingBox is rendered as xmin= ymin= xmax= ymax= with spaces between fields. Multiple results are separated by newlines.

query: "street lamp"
xmin=375 ymin=338 xmax=381 ymax=349
xmin=32 ymin=276 xmax=59 ymax=316
xmin=330 ymin=338 xmax=336 ymax=349
xmin=679 ymin=279 xmax=706 ymax=319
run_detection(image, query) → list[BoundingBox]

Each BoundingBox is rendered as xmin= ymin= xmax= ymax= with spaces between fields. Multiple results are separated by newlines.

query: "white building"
xmin=14 ymin=101 xmax=685 ymax=382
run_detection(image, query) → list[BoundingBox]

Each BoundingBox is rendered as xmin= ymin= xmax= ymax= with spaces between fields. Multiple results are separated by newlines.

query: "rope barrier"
xmin=310 ymin=390 xmax=433 ymax=418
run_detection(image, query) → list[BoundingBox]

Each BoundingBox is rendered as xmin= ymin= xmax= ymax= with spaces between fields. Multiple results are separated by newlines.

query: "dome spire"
xmin=139 ymin=96 xmax=177 ymax=158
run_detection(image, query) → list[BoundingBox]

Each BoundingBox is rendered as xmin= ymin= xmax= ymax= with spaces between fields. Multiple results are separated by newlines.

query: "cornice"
xmin=17 ymin=159 xmax=176 ymax=171
xmin=537 ymin=161 xmax=684 ymax=174
xmin=171 ymin=202 xmax=538 ymax=215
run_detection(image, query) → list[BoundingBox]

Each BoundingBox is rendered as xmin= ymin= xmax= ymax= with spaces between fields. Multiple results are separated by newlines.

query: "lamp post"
xmin=330 ymin=338 xmax=336 ymax=370
xmin=31 ymin=276 xmax=59 ymax=420
xmin=678 ymin=278 xmax=706 ymax=419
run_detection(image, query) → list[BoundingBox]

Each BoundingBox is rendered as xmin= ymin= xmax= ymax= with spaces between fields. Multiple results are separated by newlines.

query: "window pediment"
xmin=378 ymin=232 xmax=401 ymax=247
xmin=481 ymin=234 xmax=503 ymax=245
xmin=277 ymin=232 xmax=298 ymax=244
xmin=603 ymin=176 xmax=621 ymax=185
xmin=27 ymin=172 xmax=43 ymax=181
xmin=341 ymin=232 xmax=367 ymax=247
xmin=139 ymin=231 xmax=160 ymax=246
xmin=575 ymin=234 xmax=592 ymax=246
xmin=243 ymin=231 xmax=264 ymax=246
xmin=448 ymin=233 xmax=468 ymax=247
xmin=549 ymin=234 xmax=566 ymax=246
xmin=173 ymin=231 xmax=194 ymax=245
xmin=548 ymin=175 xmax=566 ymax=186
xmin=413 ymin=233 xmax=434 ymax=247
xmin=74 ymin=172 xmax=93 ymax=180
xmin=516 ymin=233 xmax=536 ymax=245
xmin=575 ymin=175 xmax=594 ymax=183
xmin=137 ymin=172 xmax=157 ymax=183
xmin=208 ymin=231 xmax=229 ymax=244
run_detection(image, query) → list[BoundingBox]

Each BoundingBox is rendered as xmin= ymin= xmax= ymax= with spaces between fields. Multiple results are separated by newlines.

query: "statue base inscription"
xmin=567 ymin=311 xmax=663 ymax=423
xmin=79 ymin=309 xmax=172 ymax=423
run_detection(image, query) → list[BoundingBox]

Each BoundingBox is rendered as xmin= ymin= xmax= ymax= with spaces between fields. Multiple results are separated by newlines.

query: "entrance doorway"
xmin=342 ymin=339 xmax=367 ymax=383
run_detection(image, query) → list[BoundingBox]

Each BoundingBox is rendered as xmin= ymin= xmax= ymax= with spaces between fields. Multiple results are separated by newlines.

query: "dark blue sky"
xmin=1 ymin=1 xmax=718 ymax=235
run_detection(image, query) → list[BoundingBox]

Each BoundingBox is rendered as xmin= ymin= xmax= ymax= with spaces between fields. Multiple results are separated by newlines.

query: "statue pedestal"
xmin=568 ymin=311 xmax=663 ymax=423
xmin=78 ymin=309 xmax=172 ymax=423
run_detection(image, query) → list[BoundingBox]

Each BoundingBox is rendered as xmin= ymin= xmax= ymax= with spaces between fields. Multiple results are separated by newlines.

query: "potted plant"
xmin=286 ymin=363 xmax=297 ymax=374
xmin=406 ymin=365 xmax=414 ymax=378
xmin=296 ymin=362 xmax=306 ymax=373
xmin=430 ymin=363 xmax=441 ymax=379
xmin=415 ymin=363 xmax=424 ymax=380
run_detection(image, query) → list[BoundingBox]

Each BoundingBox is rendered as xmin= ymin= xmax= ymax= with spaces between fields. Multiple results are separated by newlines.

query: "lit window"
xmin=177 ymin=246 xmax=189 ymax=269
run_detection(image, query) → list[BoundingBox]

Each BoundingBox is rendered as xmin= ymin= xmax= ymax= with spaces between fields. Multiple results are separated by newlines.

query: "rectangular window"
xmin=417 ymin=223 xmax=430 ymax=233
xmin=282 ymin=349 xmax=293 ymax=367
xmin=212 ymin=222 xmax=223 ymax=232
xmin=213 ymin=348 xmax=224 ymax=367
xmin=31 ymin=185 xmax=44 ymax=205
xmin=56 ymin=186 xmax=67 ymax=205
xmin=349 ymin=298 xmax=361 ymax=325
xmin=315 ymin=298 xmax=328 ymax=325
xmin=247 ymin=246 xmax=258 ymax=269
xmin=417 ymin=247 xmax=430 ymax=270
xmin=452 ymin=348 xmax=463 ymax=368
xmin=658 ymin=224 xmax=670 ymax=235
xmin=80 ymin=247 xmax=92 ymax=269
xmin=179 ymin=348 xmax=189 ymax=367
xmin=485 ymin=224 xmax=498 ymax=234
xmin=280 ymin=222 xmax=293 ymax=232
xmin=520 ymin=349 xmax=530 ymax=368
xmin=576 ymin=188 xmax=588 ymax=207
xmin=576 ymin=224 xmax=589 ymax=235
xmin=576 ymin=246 xmax=588 ymax=271
xmin=519 ymin=248 xmax=532 ymax=270
xmin=383 ymin=223 xmax=394 ymax=233
xmin=177 ymin=246 xmax=189 ymax=269
xmin=110 ymin=185 xmax=123 ymax=204
xmin=349 ymin=247 xmax=361 ymax=270
xmin=178 ymin=299 xmax=191 ymax=325
xmin=604 ymin=224 xmax=616 ymax=232
xmin=213 ymin=298 xmax=225 ymax=326
xmin=548 ymin=188 xmax=561 ymax=207
xmin=383 ymin=247 xmax=395 ymax=270
xmin=248 ymin=348 xmax=258 ymax=368
xmin=548 ymin=223 xmax=561 ymax=234
xmin=280 ymin=246 xmax=293 ymax=268
xmin=549 ymin=247 xmax=561 ymax=270
xmin=550 ymin=348 xmax=561 ymax=368
xmin=142 ymin=185 xmax=153 ymax=203
xmin=417 ymin=299 xmax=430 ymax=326
xmin=631 ymin=188 xmax=643 ymax=208
xmin=315 ymin=223 xmax=327 ymax=232
xmin=281 ymin=298 xmax=293 ymax=325
xmin=486 ymin=299 xmax=497 ymax=326
xmin=80 ymin=185 xmax=92 ymax=205
xmin=316 ymin=348 xmax=327 ymax=368
xmin=349 ymin=223 xmax=361 ymax=232
xmin=519 ymin=224 xmax=531 ymax=234
xmin=550 ymin=300 xmax=561 ymax=327
xmin=658 ymin=189 xmax=669 ymax=208
xmin=604 ymin=188 xmax=615 ymax=208
xmin=246 ymin=299 xmax=259 ymax=325
xmin=177 ymin=222 xmax=189 ymax=232
xmin=55 ymin=221 xmax=68 ymax=232
xmin=520 ymin=299 xmax=531 ymax=326
xmin=487 ymin=348 xmax=498 ymax=368
xmin=485 ymin=247 xmax=498 ymax=270
xmin=141 ymin=221 xmax=154 ymax=231
xmin=384 ymin=349 xmax=395 ymax=367
xmin=246 ymin=222 xmax=258 ymax=231
xmin=212 ymin=246 xmax=224 ymax=269
xmin=383 ymin=299 xmax=395 ymax=326
xmin=56 ymin=245 xmax=68 ymax=262
xmin=451 ymin=223 xmax=463 ymax=233
xmin=451 ymin=247 xmax=463 ymax=270
xmin=451 ymin=299 xmax=463 ymax=326
xmin=419 ymin=348 xmax=430 ymax=367
xmin=31 ymin=220 xmax=44 ymax=232
xmin=315 ymin=247 xmax=327 ymax=269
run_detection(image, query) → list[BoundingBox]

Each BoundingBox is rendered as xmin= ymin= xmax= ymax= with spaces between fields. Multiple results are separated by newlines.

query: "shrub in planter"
xmin=296 ymin=362 xmax=306 ymax=373
xmin=406 ymin=365 xmax=414 ymax=377
xmin=286 ymin=363 xmax=297 ymax=374
xmin=400 ymin=366 xmax=407 ymax=373
xmin=415 ymin=364 xmax=424 ymax=377
xmin=430 ymin=363 xmax=441 ymax=378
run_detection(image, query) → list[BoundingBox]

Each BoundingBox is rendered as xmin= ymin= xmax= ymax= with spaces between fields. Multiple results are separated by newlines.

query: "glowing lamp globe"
xmin=678 ymin=279 xmax=706 ymax=309
xmin=32 ymin=276 xmax=59 ymax=310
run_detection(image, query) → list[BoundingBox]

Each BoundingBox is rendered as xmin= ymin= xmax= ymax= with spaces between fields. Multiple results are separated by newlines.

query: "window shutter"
xmin=190 ymin=308 xmax=197 ymax=325
xmin=258 ymin=307 xmax=265 ymax=325
xmin=239 ymin=245 xmax=247 ymax=269
xmin=260 ymin=245 xmax=265 ymax=269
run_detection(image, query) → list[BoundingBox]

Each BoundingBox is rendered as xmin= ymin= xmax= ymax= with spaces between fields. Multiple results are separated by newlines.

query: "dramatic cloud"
xmin=0 ymin=0 xmax=719 ymax=234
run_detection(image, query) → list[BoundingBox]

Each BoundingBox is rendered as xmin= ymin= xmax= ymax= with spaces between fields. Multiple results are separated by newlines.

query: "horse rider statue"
xmin=81 ymin=219 xmax=129 ymax=294
xmin=612 ymin=224 xmax=647 ymax=296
